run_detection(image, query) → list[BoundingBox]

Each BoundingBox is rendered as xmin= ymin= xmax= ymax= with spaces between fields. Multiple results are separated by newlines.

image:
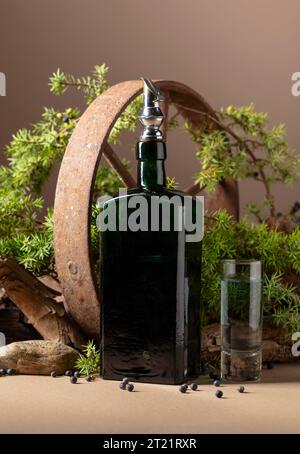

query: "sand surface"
xmin=0 ymin=363 xmax=299 ymax=434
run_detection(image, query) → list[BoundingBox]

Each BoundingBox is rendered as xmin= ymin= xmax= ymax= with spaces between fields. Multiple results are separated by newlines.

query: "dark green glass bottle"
xmin=100 ymin=79 xmax=202 ymax=384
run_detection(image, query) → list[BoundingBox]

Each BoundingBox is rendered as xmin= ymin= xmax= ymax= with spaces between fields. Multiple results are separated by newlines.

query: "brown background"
xmin=0 ymin=0 xmax=299 ymax=214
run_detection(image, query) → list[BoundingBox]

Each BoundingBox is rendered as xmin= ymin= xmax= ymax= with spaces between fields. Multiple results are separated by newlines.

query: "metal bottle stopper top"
xmin=139 ymin=78 xmax=165 ymax=141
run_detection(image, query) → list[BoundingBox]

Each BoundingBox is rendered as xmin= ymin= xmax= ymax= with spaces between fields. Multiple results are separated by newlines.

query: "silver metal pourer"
xmin=139 ymin=78 xmax=165 ymax=141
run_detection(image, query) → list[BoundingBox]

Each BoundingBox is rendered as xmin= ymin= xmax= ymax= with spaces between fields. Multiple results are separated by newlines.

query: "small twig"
xmin=59 ymin=81 xmax=89 ymax=89
xmin=58 ymin=117 xmax=80 ymax=136
xmin=242 ymin=138 xmax=265 ymax=147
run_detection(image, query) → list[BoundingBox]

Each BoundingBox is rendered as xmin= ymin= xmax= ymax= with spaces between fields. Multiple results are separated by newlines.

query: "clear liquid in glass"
xmin=221 ymin=276 xmax=262 ymax=381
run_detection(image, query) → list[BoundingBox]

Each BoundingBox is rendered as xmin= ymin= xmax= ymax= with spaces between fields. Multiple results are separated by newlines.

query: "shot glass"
xmin=221 ymin=259 xmax=263 ymax=382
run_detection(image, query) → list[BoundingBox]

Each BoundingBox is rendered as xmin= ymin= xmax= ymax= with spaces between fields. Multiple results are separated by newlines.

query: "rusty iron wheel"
xmin=54 ymin=80 xmax=239 ymax=338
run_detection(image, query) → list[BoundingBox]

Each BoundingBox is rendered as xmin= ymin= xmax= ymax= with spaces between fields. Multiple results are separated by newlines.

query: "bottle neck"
xmin=136 ymin=140 xmax=167 ymax=190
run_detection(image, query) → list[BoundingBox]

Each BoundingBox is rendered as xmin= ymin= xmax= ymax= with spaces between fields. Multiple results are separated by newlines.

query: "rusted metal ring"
xmin=54 ymin=80 xmax=230 ymax=338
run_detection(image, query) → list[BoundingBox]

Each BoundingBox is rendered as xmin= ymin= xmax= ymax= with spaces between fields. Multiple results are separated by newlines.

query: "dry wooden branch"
xmin=0 ymin=258 xmax=85 ymax=350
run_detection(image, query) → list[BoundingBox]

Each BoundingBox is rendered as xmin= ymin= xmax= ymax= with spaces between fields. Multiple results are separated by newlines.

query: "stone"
xmin=0 ymin=340 xmax=79 ymax=375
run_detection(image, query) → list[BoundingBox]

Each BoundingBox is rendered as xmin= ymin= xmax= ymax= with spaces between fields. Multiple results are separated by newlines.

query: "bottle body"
xmin=100 ymin=177 xmax=202 ymax=383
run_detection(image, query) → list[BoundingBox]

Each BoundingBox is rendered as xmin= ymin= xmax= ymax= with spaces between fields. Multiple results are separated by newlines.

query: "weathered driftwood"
xmin=202 ymin=323 xmax=295 ymax=362
xmin=38 ymin=274 xmax=62 ymax=294
xmin=0 ymin=340 xmax=79 ymax=375
xmin=0 ymin=258 xmax=85 ymax=350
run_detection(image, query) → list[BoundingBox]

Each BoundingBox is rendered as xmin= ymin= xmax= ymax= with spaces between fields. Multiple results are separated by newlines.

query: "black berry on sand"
xmin=179 ymin=384 xmax=188 ymax=393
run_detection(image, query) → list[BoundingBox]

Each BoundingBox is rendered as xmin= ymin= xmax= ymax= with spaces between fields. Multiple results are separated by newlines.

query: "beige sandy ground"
xmin=0 ymin=363 xmax=299 ymax=434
